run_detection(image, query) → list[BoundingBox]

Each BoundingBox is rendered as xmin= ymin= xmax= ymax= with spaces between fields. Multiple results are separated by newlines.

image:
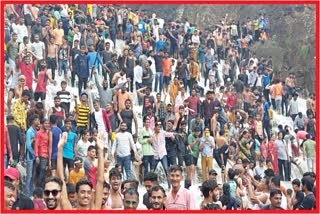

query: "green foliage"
xmin=300 ymin=45 xmax=309 ymax=61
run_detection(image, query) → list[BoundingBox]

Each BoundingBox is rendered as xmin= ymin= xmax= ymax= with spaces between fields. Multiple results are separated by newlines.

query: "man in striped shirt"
xmin=74 ymin=92 xmax=91 ymax=136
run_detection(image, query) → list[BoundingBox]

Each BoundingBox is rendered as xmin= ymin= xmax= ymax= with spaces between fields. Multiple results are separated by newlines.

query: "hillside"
xmin=130 ymin=4 xmax=316 ymax=94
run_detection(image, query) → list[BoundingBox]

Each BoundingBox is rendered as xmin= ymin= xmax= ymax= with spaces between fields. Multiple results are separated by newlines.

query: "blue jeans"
xmin=154 ymin=72 xmax=163 ymax=93
xmin=142 ymin=155 xmax=155 ymax=176
xmin=4 ymin=154 xmax=8 ymax=169
xmin=153 ymin=155 xmax=170 ymax=188
xmin=59 ymin=59 xmax=68 ymax=76
xmin=25 ymin=160 xmax=36 ymax=197
xmin=117 ymin=155 xmax=132 ymax=179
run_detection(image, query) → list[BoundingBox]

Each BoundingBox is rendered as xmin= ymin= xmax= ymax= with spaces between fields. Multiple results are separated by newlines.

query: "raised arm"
xmin=94 ymin=137 xmax=104 ymax=209
xmin=57 ymin=132 xmax=72 ymax=209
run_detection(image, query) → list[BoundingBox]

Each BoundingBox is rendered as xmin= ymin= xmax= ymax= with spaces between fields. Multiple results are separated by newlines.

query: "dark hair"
xmin=220 ymin=183 xmax=230 ymax=206
xmin=269 ymin=188 xmax=282 ymax=198
xmin=168 ymin=165 xmax=183 ymax=174
xmin=6 ymin=115 xmax=14 ymax=123
xmin=103 ymin=181 xmax=111 ymax=190
xmin=151 ymin=185 xmax=166 ymax=197
xmin=44 ymin=176 xmax=63 ymax=189
xmin=201 ymin=179 xmax=218 ymax=198
xmin=22 ymin=89 xmax=30 ymax=97
xmin=143 ymin=172 xmax=158 ymax=183
xmin=292 ymin=178 xmax=301 ymax=187
xmin=184 ymin=179 xmax=191 ymax=189
xmin=5 ymin=181 xmax=15 ymax=191
xmin=35 ymin=102 xmax=44 ymax=109
xmin=76 ymin=179 xmax=93 ymax=193
xmin=301 ymin=176 xmax=314 ymax=191
xmin=49 ymin=114 xmax=58 ymax=124
xmin=109 ymin=168 xmax=122 ymax=180
xmin=87 ymin=145 xmax=96 ymax=152
xmin=121 ymin=179 xmax=139 ymax=192
xmin=67 ymin=183 xmax=76 ymax=194
xmin=54 ymin=96 xmax=61 ymax=100
xmin=33 ymin=187 xmax=44 ymax=198
xmin=123 ymin=188 xmax=139 ymax=198
xmin=228 ymin=168 xmax=236 ymax=180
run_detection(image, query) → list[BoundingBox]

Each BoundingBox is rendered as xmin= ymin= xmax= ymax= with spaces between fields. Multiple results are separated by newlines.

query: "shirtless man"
xmin=214 ymin=130 xmax=229 ymax=182
xmin=242 ymin=87 xmax=255 ymax=113
xmin=47 ymin=37 xmax=59 ymax=80
xmin=105 ymin=168 xmax=124 ymax=209
xmin=57 ymin=132 xmax=104 ymax=210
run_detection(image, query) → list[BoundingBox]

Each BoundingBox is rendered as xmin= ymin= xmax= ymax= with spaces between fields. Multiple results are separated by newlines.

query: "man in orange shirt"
xmin=114 ymin=84 xmax=133 ymax=113
xmin=169 ymin=77 xmax=182 ymax=105
xmin=189 ymin=58 xmax=199 ymax=92
xmin=272 ymin=79 xmax=283 ymax=114
xmin=162 ymin=52 xmax=172 ymax=93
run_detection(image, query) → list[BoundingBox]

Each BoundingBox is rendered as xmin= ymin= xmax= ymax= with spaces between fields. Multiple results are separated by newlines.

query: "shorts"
xmin=192 ymin=156 xmax=198 ymax=166
xmin=163 ymin=76 xmax=171 ymax=85
xmin=63 ymin=158 xmax=75 ymax=170
xmin=184 ymin=154 xmax=193 ymax=167
xmin=51 ymin=159 xmax=57 ymax=170
xmin=34 ymin=92 xmax=46 ymax=101
xmin=24 ymin=14 xmax=33 ymax=26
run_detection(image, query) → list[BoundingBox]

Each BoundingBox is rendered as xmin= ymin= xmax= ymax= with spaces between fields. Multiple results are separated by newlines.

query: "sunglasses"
xmin=44 ymin=189 xmax=61 ymax=197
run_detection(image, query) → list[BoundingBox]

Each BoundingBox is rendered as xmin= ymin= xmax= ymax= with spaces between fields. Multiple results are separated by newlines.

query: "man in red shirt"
xmin=17 ymin=47 xmax=39 ymax=105
xmin=226 ymin=88 xmax=238 ymax=110
xmin=188 ymin=89 xmax=201 ymax=132
xmin=34 ymin=118 xmax=51 ymax=188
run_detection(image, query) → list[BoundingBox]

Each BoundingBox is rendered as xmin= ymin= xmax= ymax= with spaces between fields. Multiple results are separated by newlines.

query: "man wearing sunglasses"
xmin=56 ymin=132 xmax=105 ymax=209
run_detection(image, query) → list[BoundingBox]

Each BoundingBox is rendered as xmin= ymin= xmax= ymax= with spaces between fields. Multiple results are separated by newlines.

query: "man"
xmin=299 ymin=176 xmax=315 ymax=209
xmin=162 ymin=52 xmax=172 ymax=93
xmin=143 ymin=172 xmax=158 ymax=209
xmin=123 ymin=188 xmax=139 ymax=210
xmin=150 ymin=185 xmax=166 ymax=210
xmin=106 ymin=53 xmax=120 ymax=87
xmin=188 ymin=89 xmax=201 ymax=128
xmin=117 ymin=99 xmax=138 ymax=135
xmin=101 ymin=182 xmax=111 ymax=209
xmin=56 ymin=80 xmax=72 ymax=114
xmin=112 ymin=122 xmax=139 ymax=180
xmin=202 ymin=91 xmax=215 ymax=129
xmin=47 ymin=96 xmax=66 ymax=128
xmin=57 ymin=132 xmax=104 ymax=210
xmin=200 ymin=179 xmax=221 ymax=209
xmin=153 ymin=49 xmax=164 ymax=93
xmin=6 ymin=115 xmax=23 ymax=166
xmin=165 ymin=120 xmax=178 ymax=166
xmin=31 ymin=34 xmax=45 ymax=78
xmin=34 ymin=119 xmax=51 ymax=188
xmin=302 ymin=134 xmax=315 ymax=173
xmin=75 ymin=46 xmax=89 ymax=95
xmin=69 ymin=39 xmax=80 ymax=87
xmin=291 ymin=178 xmax=304 ymax=210
xmin=114 ymin=83 xmax=133 ymax=113
xmin=12 ymin=89 xmax=30 ymax=132
xmin=74 ymin=92 xmax=91 ymax=136
xmin=288 ymin=93 xmax=299 ymax=122
xmin=43 ymin=176 xmax=69 ymax=210
xmin=187 ymin=127 xmax=201 ymax=184
xmin=25 ymin=114 xmax=40 ymax=197
xmin=139 ymin=118 xmax=154 ymax=176
xmin=4 ymin=181 xmax=16 ymax=210
xmin=137 ymin=86 xmax=155 ymax=116
xmin=53 ymin=21 xmax=64 ymax=46
xmin=199 ymin=127 xmax=215 ymax=181
xmin=5 ymin=167 xmax=34 ymax=209
xmin=6 ymin=32 xmax=19 ymax=76
xmin=166 ymin=165 xmax=195 ymax=210
xmin=208 ymin=169 xmax=218 ymax=181
xmin=61 ymin=120 xmax=77 ymax=174
xmin=106 ymin=168 xmax=123 ymax=209
xmin=294 ymin=112 xmax=306 ymax=131
xmin=90 ymin=100 xmax=112 ymax=156
xmin=262 ymin=189 xmax=283 ymax=210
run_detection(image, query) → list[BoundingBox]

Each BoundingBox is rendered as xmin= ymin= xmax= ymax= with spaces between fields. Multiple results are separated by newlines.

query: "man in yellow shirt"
xmin=12 ymin=89 xmax=30 ymax=131
xmin=189 ymin=58 xmax=199 ymax=92
xmin=68 ymin=156 xmax=86 ymax=186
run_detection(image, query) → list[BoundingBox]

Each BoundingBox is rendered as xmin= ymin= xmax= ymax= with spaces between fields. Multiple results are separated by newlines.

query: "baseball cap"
xmin=5 ymin=167 xmax=20 ymax=180
xmin=209 ymin=169 xmax=218 ymax=175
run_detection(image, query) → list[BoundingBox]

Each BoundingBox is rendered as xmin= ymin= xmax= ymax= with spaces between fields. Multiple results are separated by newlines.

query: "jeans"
xmin=154 ymin=72 xmax=163 ymax=93
xmin=47 ymin=57 xmax=57 ymax=80
xmin=25 ymin=160 xmax=36 ymax=197
xmin=201 ymin=156 xmax=213 ymax=181
xmin=78 ymin=77 xmax=88 ymax=96
xmin=59 ymin=60 xmax=68 ymax=76
xmin=278 ymin=159 xmax=288 ymax=181
xmin=275 ymin=97 xmax=282 ymax=113
xmin=4 ymin=154 xmax=8 ymax=169
xmin=142 ymin=155 xmax=155 ymax=176
xmin=117 ymin=155 xmax=132 ymax=179
xmin=153 ymin=155 xmax=170 ymax=188
xmin=37 ymin=157 xmax=48 ymax=188
xmin=188 ymin=115 xmax=196 ymax=133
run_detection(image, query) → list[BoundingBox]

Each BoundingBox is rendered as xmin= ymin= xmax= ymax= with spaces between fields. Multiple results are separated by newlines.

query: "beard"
xmin=45 ymin=198 xmax=58 ymax=210
xmin=103 ymin=86 xmax=108 ymax=90
xmin=152 ymin=202 xmax=162 ymax=210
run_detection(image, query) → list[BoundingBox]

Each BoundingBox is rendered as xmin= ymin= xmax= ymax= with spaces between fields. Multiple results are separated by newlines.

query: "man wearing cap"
xmin=5 ymin=167 xmax=34 ymax=209
xmin=208 ymin=169 xmax=218 ymax=181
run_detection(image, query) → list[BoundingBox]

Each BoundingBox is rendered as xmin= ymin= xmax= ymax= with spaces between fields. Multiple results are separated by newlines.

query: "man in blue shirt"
xmin=25 ymin=115 xmax=40 ymax=197
xmin=49 ymin=114 xmax=62 ymax=176
xmin=62 ymin=119 xmax=78 ymax=173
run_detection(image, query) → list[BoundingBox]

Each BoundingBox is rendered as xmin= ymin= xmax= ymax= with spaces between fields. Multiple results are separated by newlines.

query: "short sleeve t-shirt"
xmin=63 ymin=132 xmax=77 ymax=159
xmin=19 ymin=61 xmax=35 ymax=89
xmin=187 ymin=134 xmax=200 ymax=158
xmin=162 ymin=58 xmax=172 ymax=77
xmin=299 ymin=193 xmax=315 ymax=210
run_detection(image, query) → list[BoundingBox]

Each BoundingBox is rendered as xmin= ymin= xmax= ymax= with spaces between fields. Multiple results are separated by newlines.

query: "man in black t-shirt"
xmin=262 ymin=189 xmax=283 ymax=210
xmin=291 ymin=178 xmax=304 ymax=210
xmin=299 ymin=176 xmax=315 ymax=210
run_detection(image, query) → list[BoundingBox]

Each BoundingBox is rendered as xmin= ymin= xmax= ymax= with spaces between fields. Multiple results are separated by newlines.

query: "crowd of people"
xmin=4 ymin=4 xmax=317 ymax=210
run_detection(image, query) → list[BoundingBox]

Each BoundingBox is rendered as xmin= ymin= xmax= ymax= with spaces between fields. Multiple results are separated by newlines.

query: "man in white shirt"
xmin=134 ymin=60 xmax=143 ymax=91
xmin=32 ymin=34 xmax=45 ymax=78
xmin=112 ymin=122 xmax=139 ymax=180
xmin=15 ymin=17 xmax=28 ymax=44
